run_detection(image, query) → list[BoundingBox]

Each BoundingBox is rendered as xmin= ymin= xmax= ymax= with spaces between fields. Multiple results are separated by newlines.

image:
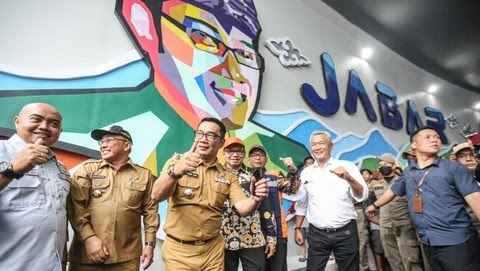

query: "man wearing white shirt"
xmin=294 ymin=130 xmax=368 ymax=271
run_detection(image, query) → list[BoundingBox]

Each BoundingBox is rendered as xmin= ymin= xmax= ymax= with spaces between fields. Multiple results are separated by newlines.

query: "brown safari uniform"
xmin=68 ymin=159 xmax=159 ymax=271
xmin=369 ymin=175 xmax=422 ymax=271
xmin=161 ymin=154 xmax=246 ymax=271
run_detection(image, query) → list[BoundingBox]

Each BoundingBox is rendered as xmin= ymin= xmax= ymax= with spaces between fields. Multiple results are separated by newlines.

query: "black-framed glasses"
xmin=225 ymin=149 xmax=245 ymax=156
xmin=162 ymin=13 xmax=263 ymax=70
xmin=249 ymin=153 xmax=266 ymax=158
xmin=194 ymin=131 xmax=221 ymax=141
xmin=98 ymin=137 xmax=127 ymax=146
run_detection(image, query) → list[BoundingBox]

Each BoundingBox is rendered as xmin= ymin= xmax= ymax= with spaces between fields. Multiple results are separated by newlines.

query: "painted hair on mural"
xmin=180 ymin=0 xmax=261 ymax=38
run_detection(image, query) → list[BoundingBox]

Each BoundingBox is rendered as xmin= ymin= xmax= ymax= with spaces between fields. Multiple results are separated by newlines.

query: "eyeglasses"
xmin=162 ymin=13 xmax=263 ymax=70
xmin=249 ymin=153 xmax=266 ymax=158
xmin=194 ymin=131 xmax=221 ymax=141
xmin=98 ymin=137 xmax=127 ymax=146
xmin=225 ymin=149 xmax=245 ymax=156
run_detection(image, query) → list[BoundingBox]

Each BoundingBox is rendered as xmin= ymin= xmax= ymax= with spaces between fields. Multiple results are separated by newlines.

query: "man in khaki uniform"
xmin=368 ymin=154 xmax=422 ymax=271
xmin=151 ymin=117 xmax=268 ymax=271
xmin=355 ymin=172 xmax=370 ymax=271
xmin=68 ymin=125 xmax=159 ymax=271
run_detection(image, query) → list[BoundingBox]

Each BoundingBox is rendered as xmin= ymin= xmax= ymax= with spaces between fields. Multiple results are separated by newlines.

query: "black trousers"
xmin=423 ymin=233 xmax=480 ymax=271
xmin=307 ymin=220 xmax=359 ymax=271
xmin=225 ymin=247 xmax=265 ymax=271
xmin=266 ymin=237 xmax=288 ymax=271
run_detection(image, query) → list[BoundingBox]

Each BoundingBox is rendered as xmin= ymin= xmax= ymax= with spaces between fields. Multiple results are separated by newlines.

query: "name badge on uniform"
xmin=186 ymin=172 xmax=198 ymax=178
xmin=92 ymin=174 xmax=106 ymax=179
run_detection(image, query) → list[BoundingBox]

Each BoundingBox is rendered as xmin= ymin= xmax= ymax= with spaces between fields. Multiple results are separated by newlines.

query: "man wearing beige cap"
xmin=220 ymin=137 xmax=277 ymax=270
xmin=68 ymin=125 xmax=159 ymax=271
xmin=450 ymin=142 xmax=480 ymax=234
xmin=451 ymin=142 xmax=478 ymax=173
xmin=367 ymin=154 xmax=422 ymax=271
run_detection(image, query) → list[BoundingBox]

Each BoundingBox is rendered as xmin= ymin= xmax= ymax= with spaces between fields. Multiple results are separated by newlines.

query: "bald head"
xmin=14 ymin=103 xmax=62 ymax=146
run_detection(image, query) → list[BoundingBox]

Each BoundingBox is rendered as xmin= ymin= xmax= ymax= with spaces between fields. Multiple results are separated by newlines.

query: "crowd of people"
xmin=1 ymin=103 xmax=480 ymax=271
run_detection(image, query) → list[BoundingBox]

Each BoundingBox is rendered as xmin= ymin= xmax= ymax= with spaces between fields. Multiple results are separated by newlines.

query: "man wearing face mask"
xmin=367 ymin=155 xmax=422 ymax=271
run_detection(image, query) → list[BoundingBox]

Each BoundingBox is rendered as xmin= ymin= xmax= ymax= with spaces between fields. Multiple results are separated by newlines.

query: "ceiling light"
xmin=427 ymin=85 xmax=438 ymax=94
xmin=475 ymin=103 xmax=480 ymax=110
xmin=360 ymin=47 xmax=373 ymax=59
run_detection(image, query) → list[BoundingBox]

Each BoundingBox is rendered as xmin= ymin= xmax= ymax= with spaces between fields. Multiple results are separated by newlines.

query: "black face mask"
xmin=379 ymin=166 xmax=393 ymax=176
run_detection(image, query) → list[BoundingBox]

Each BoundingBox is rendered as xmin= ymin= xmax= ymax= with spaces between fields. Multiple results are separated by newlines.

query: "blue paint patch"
xmin=0 ymin=60 xmax=150 ymax=91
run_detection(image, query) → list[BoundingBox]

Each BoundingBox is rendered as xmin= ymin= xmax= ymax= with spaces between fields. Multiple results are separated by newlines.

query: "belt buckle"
xmin=194 ymin=240 xmax=206 ymax=245
xmin=325 ymin=228 xmax=335 ymax=233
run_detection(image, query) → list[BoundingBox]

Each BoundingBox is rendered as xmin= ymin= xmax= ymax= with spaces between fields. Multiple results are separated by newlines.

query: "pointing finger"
xmin=279 ymin=157 xmax=285 ymax=161
xmin=189 ymin=140 xmax=198 ymax=153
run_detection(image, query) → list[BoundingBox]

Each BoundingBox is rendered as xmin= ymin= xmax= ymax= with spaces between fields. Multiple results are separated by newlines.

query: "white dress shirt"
xmin=296 ymin=157 xmax=368 ymax=229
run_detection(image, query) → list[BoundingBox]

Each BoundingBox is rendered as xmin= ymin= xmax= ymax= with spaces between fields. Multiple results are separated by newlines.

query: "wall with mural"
xmin=1 ymin=0 xmax=479 ymax=243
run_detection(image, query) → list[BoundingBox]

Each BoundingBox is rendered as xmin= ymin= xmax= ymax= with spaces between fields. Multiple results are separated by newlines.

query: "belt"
xmin=312 ymin=219 xmax=355 ymax=233
xmin=167 ymin=234 xmax=211 ymax=246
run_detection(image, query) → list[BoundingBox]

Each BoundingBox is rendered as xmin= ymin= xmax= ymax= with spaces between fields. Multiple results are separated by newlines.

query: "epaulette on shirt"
xmin=222 ymin=165 xmax=237 ymax=175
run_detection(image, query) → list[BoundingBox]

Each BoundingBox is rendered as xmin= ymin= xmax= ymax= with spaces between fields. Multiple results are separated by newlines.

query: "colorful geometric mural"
xmin=0 ymin=0 xmax=463 ymax=232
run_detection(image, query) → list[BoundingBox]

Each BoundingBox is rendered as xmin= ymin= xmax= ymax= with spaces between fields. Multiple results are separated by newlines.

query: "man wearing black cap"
xmin=68 ymin=125 xmax=159 ymax=271
xmin=366 ymin=126 xmax=480 ymax=270
xmin=247 ymin=144 xmax=300 ymax=271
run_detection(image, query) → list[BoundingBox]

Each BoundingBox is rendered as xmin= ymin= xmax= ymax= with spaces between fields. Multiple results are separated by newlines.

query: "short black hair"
xmin=303 ymin=156 xmax=314 ymax=164
xmin=198 ymin=117 xmax=227 ymax=138
xmin=360 ymin=168 xmax=372 ymax=175
xmin=409 ymin=126 xmax=436 ymax=143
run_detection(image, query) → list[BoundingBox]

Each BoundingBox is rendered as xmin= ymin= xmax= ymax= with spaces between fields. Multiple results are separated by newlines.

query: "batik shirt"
xmin=221 ymin=165 xmax=277 ymax=250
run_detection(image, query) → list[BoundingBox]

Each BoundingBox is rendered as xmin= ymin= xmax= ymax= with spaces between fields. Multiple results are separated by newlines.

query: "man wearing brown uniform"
xmin=368 ymin=154 xmax=422 ymax=271
xmin=151 ymin=117 xmax=268 ymax=271
xmin=68 ymin=125 xmax=159 ymax=271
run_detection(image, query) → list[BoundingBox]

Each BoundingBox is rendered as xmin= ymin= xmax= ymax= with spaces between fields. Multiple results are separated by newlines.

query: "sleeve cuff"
xmin=266 ymin=236 xmax=277 ymax=245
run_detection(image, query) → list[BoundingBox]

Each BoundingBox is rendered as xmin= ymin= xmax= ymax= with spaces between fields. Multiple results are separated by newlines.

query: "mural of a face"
xmin=119 ymin=0 xmax=262 ymax=130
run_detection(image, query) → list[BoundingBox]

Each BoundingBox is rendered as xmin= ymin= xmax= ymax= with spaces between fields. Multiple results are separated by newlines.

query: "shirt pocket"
xmin=0 ymin=172 xmax=45 ymax=209
xmin=121 ymin=178 xmax=147 ymax=209
xmin=91 ymin=179 xmax=111 ymax=204
xmin=175 ymin=178 xmax=200 ymax=202
xmin=212 ymin=182 xmax=229 ymax=207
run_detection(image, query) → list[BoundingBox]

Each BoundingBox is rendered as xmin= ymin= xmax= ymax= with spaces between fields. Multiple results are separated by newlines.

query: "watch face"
xmin=0 ymin=161 xmax=10 ymax=172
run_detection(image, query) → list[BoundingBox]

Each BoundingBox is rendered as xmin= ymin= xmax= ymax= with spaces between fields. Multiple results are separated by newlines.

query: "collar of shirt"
xmin=408 ymin=157 xmax=440 ymax=171
xmin=98 ymin=158 xmax=136 ymax=171
xmin=312 ymin=156 xmax=334 ymax=170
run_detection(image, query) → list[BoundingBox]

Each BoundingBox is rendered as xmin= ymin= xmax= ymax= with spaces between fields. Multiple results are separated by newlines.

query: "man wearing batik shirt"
xmin=221 ymin=137 xmax=277 ymax=270
xmin=248 ymin=144 xmax=300 ymax=271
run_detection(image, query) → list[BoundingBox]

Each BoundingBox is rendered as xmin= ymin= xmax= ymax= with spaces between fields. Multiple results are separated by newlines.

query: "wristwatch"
xmin=167 ymin=164 xmax=180 ymax=179
xmin=0 ymin=161 xmax=23 ymax=180
xmin=294 ymin=226 xmax=302 ymax=231
xmin=145 ymin=241 xmax=156 ymax=248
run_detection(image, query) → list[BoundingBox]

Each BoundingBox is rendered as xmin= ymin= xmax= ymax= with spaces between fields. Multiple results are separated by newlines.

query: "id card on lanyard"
xmin=412 ymin=167 xmax=434 ymax=213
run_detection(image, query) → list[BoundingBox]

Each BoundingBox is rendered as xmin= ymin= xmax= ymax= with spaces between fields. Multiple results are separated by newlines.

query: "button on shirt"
xmin=163 ymin=155 xmax=246 ymax=242
xmin=296 ymin=158 xmax=368 ymax=229
xmin=391 ymin=158 xmax=480 ymax=246
xmin=68 ymin=159 xmax=159 ymax=264
xmin=0 ymin=134 xmax=70 ymax=271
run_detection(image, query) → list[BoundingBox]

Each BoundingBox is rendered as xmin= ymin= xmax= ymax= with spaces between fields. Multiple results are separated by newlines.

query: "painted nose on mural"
xmin=210 ymin=50 xmax=247 ymax=84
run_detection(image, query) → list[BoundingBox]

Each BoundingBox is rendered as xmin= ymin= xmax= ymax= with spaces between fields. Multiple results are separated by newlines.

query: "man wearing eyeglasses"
xmin=68 ymin=125 xmax=159 ymax=271
xmin=151 ymin=118 xmax=268 ymax=270
xmin=247 ymin=144 xmax=300 ymax=271
xmin=220 ymin=137 xmax=277 ymax=270
xmin=117 ymin=0 xmax=262 ymax=131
